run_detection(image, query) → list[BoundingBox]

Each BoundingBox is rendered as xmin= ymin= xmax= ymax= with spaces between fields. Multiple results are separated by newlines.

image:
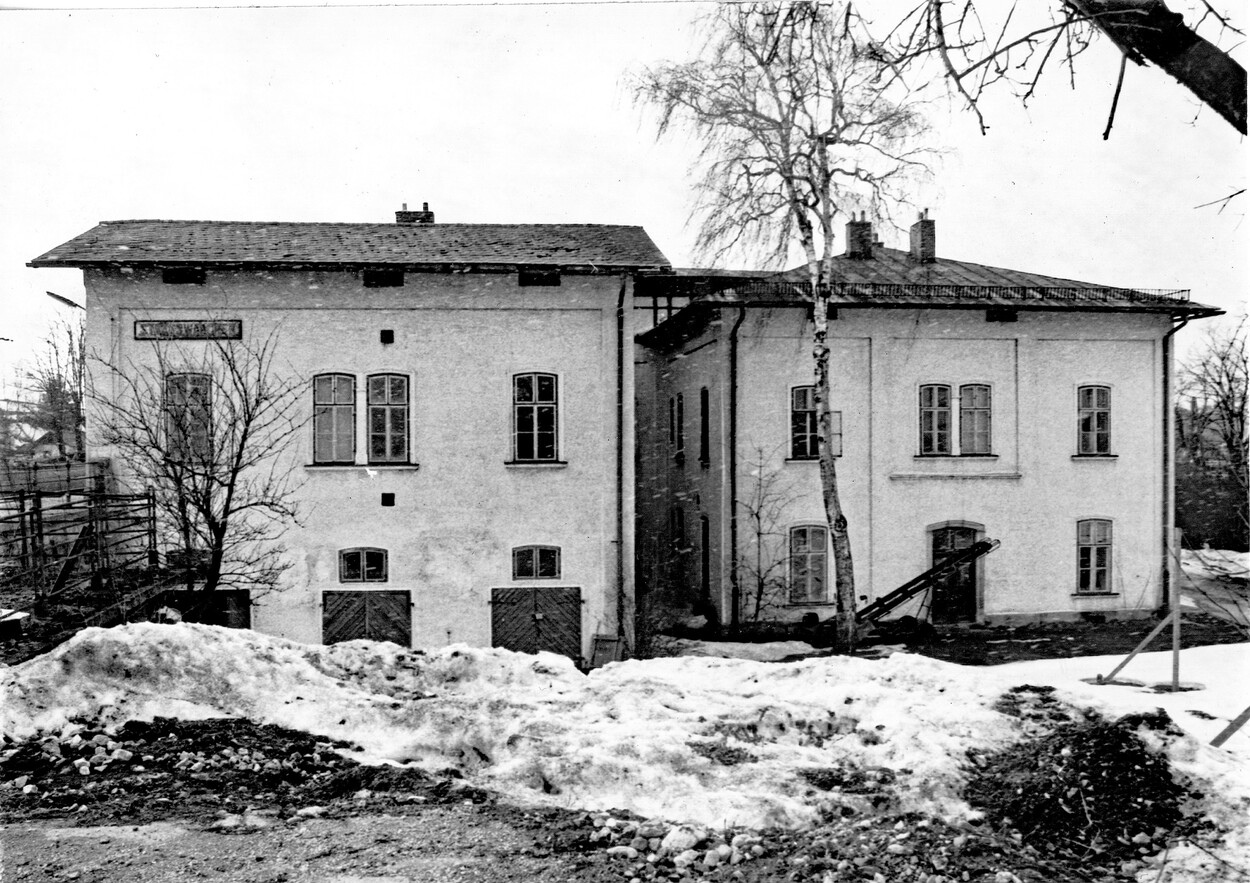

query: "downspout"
xmin=1162 ymin=315 xmax=1189 ymax=614
xmin=616 ymin=276 xmax=627 ymax=640
xmin=728 ymin=306 xmax=746 ymax=632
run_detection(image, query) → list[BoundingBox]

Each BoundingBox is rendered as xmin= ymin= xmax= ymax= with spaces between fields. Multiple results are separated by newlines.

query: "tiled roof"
xmin=28 ymin=220 xmax=671 ymax=271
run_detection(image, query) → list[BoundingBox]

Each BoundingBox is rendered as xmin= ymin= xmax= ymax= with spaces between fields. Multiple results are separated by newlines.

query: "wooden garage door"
xmin=323 ymin=590 xmax=411 ymax=646
xmin=491 ymin=586 xmax=582 ymax=662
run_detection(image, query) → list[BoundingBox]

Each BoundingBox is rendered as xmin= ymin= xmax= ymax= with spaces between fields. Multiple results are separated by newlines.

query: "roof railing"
xmin=705 ymin=281 xmax=1192 ymax=304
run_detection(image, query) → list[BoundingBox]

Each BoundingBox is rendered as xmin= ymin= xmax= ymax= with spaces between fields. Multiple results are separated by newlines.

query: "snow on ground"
xmin=2 ymin=623 xmax=1248 ymax=880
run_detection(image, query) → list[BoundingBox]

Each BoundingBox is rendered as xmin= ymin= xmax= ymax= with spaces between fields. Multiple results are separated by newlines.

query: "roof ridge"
xmin=96 ymin=219 xmax=648 ymax=229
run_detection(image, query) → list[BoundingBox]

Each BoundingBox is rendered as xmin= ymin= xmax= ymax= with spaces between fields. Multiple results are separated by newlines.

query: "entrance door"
xmin=323 ymin=590 xmax=412 ymax=646
xmin=491 ymin=586 xmax=582 ymax=662
xmin=931 ymin=526 xmax=978 ymax=623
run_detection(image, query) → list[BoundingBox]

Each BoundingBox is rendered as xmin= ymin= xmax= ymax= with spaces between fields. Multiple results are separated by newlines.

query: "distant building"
xmin=634 ymin=215 xmax=1222 ymax=627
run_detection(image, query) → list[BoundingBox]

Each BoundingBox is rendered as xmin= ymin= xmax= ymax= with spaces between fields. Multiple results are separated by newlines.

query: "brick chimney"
xmin=845 ymin=212 xmax=874 ymax=259
xmin=396 ymin=202 xmax=435 ymax=224
xmin=909 ymin=209 xmax=936 ymax=263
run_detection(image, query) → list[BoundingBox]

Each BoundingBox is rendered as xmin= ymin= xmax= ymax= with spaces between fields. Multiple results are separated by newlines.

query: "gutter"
xmin=617 ymin=276 xmax=627 ymax=641
xmin=728 ymin=306 xmax=747 ymax=631
xmin=1161 ymin=316 xmax=1189 ymax=615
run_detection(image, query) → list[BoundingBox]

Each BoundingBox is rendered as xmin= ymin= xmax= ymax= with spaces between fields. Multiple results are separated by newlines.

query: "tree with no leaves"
xmin=1177 ymin=315 xmax=1248 ymax=546
xmin=24 ymin=315 xmax=86 ymax=460
xmin=91 ymin=330 xmax=307 ymax=603
xmin=867 ymin=1 xmax=1245 ymax=137
xmin=635 ymin=1 xmax=936 ymax=649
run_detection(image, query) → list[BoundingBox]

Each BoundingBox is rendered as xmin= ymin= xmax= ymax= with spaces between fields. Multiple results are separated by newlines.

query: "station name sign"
xmin=134 ymin=320 xmax=243 ymax=340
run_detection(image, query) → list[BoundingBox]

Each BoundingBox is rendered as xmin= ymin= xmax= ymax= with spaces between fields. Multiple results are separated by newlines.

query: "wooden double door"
xmin=490 ymin=586 xmax=582 ymax=662
xmin=322 ymin=590 xmax=412 ymax=646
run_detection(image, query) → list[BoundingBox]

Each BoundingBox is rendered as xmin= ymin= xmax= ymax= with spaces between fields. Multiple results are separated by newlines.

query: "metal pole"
xmin=1171 ymin=528 xmax=1182 ymax=690
xmin=1098 ymin=609 xmax=1175 ymax=684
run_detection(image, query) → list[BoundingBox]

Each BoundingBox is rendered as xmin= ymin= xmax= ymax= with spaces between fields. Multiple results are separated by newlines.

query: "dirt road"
xmin=1 ymin=803 xmax=624 ymax=883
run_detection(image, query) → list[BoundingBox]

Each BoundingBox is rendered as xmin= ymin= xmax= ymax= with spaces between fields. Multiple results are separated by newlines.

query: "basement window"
xmin=363 ymin=269 xmax=405 ymax=288
xmin=162 ymin=268 xmax=206 ymax=285
xmin=519 ymin=268 xmax=561 ymax=287
xmin=339 ymin=548 xmax=388 ymax=582
xmin=512 ymin=545 xmax=561 ymax=579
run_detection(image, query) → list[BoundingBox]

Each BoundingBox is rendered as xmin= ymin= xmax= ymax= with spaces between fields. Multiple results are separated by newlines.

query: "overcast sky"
xmin=1 ymin=0 xmax=1245 ymax=394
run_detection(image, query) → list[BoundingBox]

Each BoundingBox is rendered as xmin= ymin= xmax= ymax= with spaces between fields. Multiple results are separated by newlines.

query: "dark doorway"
xmin=931 ymin=526 xmax=979 ymax=623
xmin=491 ymin=586 xmax=582 ymax=662
xmin=322 ymin=590 xmax=412 ymax=646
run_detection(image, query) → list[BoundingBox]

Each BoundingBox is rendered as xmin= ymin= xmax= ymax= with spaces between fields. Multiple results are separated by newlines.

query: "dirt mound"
xmin=966 ymin=696 xmax=1207 ymax=870
xmin=0 ymin=716 xmax=486 ymax=826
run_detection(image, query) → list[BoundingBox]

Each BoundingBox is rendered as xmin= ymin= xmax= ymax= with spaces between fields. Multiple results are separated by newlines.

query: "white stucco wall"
xmin=83 ymin=266 xmax=634 ymax=657
xmin=639 ymin=305 xmax=1173 ymax=625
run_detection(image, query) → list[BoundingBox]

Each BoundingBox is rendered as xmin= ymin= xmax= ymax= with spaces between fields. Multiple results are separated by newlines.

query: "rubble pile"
xmin=0 ymin=716 xmax=487 ymax=825
xmin=965 ymin=691 xmax=1215 ymax=878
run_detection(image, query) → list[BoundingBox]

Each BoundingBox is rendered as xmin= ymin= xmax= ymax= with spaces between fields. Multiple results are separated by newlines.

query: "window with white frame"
xmin=1076 ymin=519 xmax=1112 ymax=593
xmin=513 ymin=373 xmax=558 ymax=461
xmin=367 ymin=374 xmax=409 ymax=464
xmin=789 ymin=525 xmax=829 ymax=604
xmin=959 ymin=384 xmax=992 ymax=454
xmin=1077 ymin=386 xmax=1111 ymax=454
xmin=165 ymin=373 xmax=212 ymax=464
xmin=339 ymin=547 xmax=388 ymax=582
xmin=312 ymin=373 xmax=355 ymax=464
xmin=919 ymin=384 xmax=952 ymax=455
xmin=512 ymin=545 xmax=560 ymax=579
xmin=791 ymin=386 xmax=841 ymax=458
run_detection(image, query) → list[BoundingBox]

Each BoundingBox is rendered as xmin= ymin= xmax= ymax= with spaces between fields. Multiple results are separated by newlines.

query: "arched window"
xmin=789 ymin=525 xmax=829 ymax=604
xmin=513 ymin=373 xmax=559 ymax=462
xmin=512 ymin=545 xmax=561 ymax=579
xmin=339 ymin=547 xmax=388 ymax=582
xmin=312 ymin=373 xmax=355 ymax=464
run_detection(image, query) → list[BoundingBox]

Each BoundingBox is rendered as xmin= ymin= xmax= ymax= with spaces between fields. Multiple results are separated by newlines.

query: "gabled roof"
xmin=28 ymin=220 xmax=672 ymax=272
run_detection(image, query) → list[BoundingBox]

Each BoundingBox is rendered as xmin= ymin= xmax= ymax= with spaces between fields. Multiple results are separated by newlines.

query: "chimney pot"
xmin=909 ymin=213 xmax=936 ymax=263
xmin=396 ymin=203 xmax=435 ymax=224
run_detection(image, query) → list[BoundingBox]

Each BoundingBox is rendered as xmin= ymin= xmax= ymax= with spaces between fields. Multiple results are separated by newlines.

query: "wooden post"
xmin=17 ymin=490 xmax=29 ymax=571
xmin=1212 ymin=705 xmax=1250 ymax=748
xmin=31 ymin=492 xmax=45 ymax=599
xmin=146 ymin=488 xmax=158 ymax=569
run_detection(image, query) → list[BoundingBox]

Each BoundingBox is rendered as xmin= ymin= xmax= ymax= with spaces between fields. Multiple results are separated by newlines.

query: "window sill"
xmin=1071 ymin=454 xmax=1118 ymax=460
xmin=785 ymin=456 xmax=841 ymax=463
xmin=913 ymin=454 xmax=998 ymax=460
xmin=505 ymin=460 xmax=569 ymax=468
xmin=1072 ymin=592 xmax=1119 ymax=598
xmin=305 ymin=463 xmax=420 ymax=472
xmin=787 ymin=601 xmax=834 ymax=607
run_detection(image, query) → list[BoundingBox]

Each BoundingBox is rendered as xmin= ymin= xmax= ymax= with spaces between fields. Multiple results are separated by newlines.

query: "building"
xmin=30 ymin=208 xmax=1222 ymax=656
xmin=30 ymin=207 xmax=670 ymax=662
xmin=634 ymin=215 xmax=1222 ymax=629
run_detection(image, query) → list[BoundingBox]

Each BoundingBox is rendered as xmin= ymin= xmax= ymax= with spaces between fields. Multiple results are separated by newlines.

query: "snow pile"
xmin=2 ymin=622 xmax=1248 ymax=878
xmin=1181 ymin=548 xmax=1250 ymax=581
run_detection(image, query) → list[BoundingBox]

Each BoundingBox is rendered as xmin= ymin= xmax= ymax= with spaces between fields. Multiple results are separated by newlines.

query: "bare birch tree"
xmin=91 ymin=330 xmax=307 ymax=600
xmin=636 ymin=2 xmax=934 ymax=649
